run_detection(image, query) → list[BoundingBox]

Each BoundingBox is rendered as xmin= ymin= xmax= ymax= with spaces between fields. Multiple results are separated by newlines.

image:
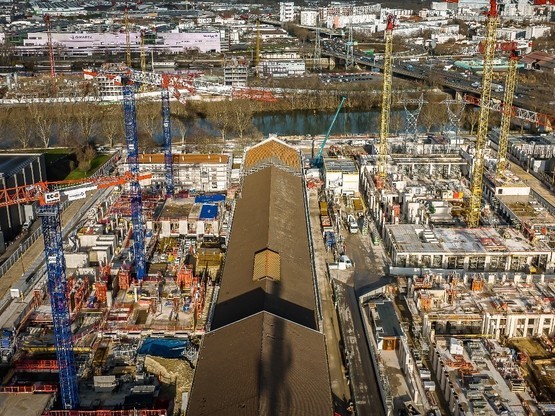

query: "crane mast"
xmin=123 ymin=84 xmax=147 ymax=281
xmin=496 ymin=49 xmax=519 ymax=177
xmin=161 ymin=88 xmax=174 ymax=197
xmin=43 ymin=14 xmax=56 ymax=79
xmin=314 ymin=96 xmax=346 ymax=166
xmin=377 ymin=15 xmax=395 ymax=179
xmin=255 ymin=18 xmax=261 ymax=68
xmin=40 ymin=204 xmax=79 ymax=409
xmin=140 ymin=30 xmax=147 ymax=72
xmin=467 ymin=0 xmax=498 ymax=228
xmin=125 ymin=7 xmax=132 ymax=68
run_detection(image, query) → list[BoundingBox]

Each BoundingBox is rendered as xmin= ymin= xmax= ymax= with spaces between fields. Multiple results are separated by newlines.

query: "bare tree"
xmin=137 ymin=100 xmax=160 ymax=146
xmin=174 ymin=116 xmax=189 ymax=148
xmin=207 ymin=100 xmax=233 ymax=141
xmin=73 ymin=103 xmax=98 ymax=142
xmin=10 ymin=109 xmax=35 ymax=149
xmin=464 ymin=108 xmax=480 ymax=135
xmin=28 ymin=102 xmax=54 ymax=148
xmin=419 ymin=103 xmax=438 ymax=133
xmin=233 ymin=100 xmax=254 ymax=140
xmin=390 ymin=112 xmax=404 ymax=137
xmin=99 ymin=105 xmax=124 ymax=148
xmin=55 ymin=106 xmax=75 ymax=147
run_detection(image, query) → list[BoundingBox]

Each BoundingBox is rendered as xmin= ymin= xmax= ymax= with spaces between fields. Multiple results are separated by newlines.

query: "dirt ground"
xmin=510 ymin=338 xmax=551 ymax=360
xmin=144 ymin=356 xmax=195 ymax=416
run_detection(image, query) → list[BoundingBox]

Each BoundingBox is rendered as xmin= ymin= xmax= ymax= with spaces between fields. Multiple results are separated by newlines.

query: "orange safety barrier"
xmin=15 ymin=360 xmax=58 ymax=371
xmin=0 ymin=384 xmax=58 ymax=393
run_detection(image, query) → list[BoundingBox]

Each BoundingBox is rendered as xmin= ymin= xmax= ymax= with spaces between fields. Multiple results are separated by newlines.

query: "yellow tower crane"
xmin=466 ymin=0 xmax=499 ymax=228
xmin=377 ymin=15 xmax=396 ymax=179
xmin=255 ymin=18 xmax=261 ymax=68
xmin=125 ymin=7 xmax=132 ymax=67
xmin=495 ymin=48 xmax=519 ymax=177
xmin=140 ymin=30 xmax=147 ymax=72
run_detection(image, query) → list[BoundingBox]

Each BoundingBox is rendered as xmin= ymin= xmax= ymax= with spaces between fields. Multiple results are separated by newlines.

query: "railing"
xmin=43 ymin=411 xmax=167 ymax=416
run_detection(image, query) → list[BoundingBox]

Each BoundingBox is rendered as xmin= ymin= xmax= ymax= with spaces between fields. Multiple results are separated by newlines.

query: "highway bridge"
xmin=321 ymin=46 xmax=553 ymax=127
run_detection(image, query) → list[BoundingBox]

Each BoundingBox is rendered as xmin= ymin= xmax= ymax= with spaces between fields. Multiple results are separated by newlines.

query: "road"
xmin=307 ymin=190 xmax=352 ymax=414
xmin=0 ymin=198 xmax=91 ymax=300
xmin=330 ymin=210 xmax=391 ymax=416
xmin=322 ymin=42 xmax=546 ymax=113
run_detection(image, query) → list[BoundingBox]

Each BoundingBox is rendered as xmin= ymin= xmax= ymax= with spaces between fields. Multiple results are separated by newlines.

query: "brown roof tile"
xmin=187 ymin=312 xmax=333 ymax=416
xmin=211 ymin=166 xmax=317 ymax=330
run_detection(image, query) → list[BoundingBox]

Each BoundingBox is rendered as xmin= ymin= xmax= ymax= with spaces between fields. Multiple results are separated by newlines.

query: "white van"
xmin=347 ymin=215 xmax=358 ymax=234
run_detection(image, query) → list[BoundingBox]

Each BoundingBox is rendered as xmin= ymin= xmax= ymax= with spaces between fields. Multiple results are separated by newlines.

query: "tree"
xmin=75 ymin=144 xmax=97 ymax=172
xmin=174 ymin=116 xmax=189 ymax=148
xmin=233 ymin=100 xmax=254 ymax=140
xmin=390 ymin=112 xmax=404 ymax=137
xmin=28 ymin=102 xmax=54 ymax=148
xmin=420 ymin=103 xmax=438 ymax=133
xmin=99 ymin=105 xmax=124 ymax=148
xmin=10 ymin=109 xmax=35 ymax=149
xmin=464 ymin=108 xmax=480 ymax=135
xmin=137 ymin=99 xmax=160 ymax=146
xmin=207 ymin=100 xmax=233 ymax=141
xmin=73 ymin=103 xmax=99 ymax=142
xmin=55 ymin=106 xmax=75 ymax=146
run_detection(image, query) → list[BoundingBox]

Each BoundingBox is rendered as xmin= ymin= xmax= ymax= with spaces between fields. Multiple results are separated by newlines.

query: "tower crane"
xmin=43 ymin=14 xmax=56 ymax=78
xmin=496 ymin=47 xmax=519 ymax=177
xmin=0 ymin=171 xmax=151 ymax=410
xmin=377 ymin=14 xmax=396 ymax=179
xmin=161 ymin=78 xmax=174 ymax=198
xmin=463 ymin=94 xmax=554 ymax=131
xmin=466 ymin=0 xmax=499 ymax=228
xmin=140 ymin=30 xmax=147 ymax=73
xmin=254 ymin=18 xmax=261 ymax=70
xmin=125 ymin=7 xmax=132 ymax=68
xmin=313 ymin=96 xmax=346 ymax=166
xmin=122 ymin=80 xmax=147 ymax=281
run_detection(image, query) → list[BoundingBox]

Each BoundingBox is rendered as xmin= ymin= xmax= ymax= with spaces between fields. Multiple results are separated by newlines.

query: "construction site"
xmin=2 ymin=0 xmax=555 ymax=415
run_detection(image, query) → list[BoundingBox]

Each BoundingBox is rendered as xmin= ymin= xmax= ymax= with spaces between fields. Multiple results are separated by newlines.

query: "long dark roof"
xmin=211 ymin=165 xmax=318 ymax=330
xmin=187 ymin=139 xmax=331 ymax=415
xmin=187 ymin=312 xmax=333 ymax=416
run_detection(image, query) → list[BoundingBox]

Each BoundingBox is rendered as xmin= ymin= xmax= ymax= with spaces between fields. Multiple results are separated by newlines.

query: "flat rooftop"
xmin=375 ymin=300 xmax=403 ymax=338
xmin=388 ymin=224 xmax=548 ymax=254
xmin=323 ymin=158 xmax=357 ymax=173
xmin=158 ymin=198 xmax=193 ymax=219
xmin=435 ymin=340 xmax=526 ymax=415
xmin=0 ymin=155 xmax=35 ymax=176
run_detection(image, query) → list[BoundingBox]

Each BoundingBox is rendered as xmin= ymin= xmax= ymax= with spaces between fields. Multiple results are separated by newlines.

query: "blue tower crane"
xmin=123 ymin=83 xmax=147 ymax=281
xmin=0 ymin=172 xmax=153 ymax=410
xmin=39 ymin=204 xmax=79 ymax=409
xmin=161 ymin=88 xmax=174 ymax=197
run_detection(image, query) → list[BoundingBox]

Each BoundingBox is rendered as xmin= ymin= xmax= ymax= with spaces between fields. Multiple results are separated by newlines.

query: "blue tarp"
xmin=138 ymin=338 xmax=189 ymax=358
xmin=199 ymin=204 xmax=218 ymax=220
xmin=194 ymin=194 xmax=225 ymax=203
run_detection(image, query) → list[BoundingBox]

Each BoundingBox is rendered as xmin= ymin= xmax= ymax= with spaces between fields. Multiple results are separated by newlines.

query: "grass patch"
xmin=64 ymin=154 xmax=111 ymax=180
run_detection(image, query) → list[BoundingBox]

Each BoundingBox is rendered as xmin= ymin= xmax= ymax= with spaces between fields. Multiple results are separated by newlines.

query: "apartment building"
xmin=134 ymin=154 xmax=231 ymax=193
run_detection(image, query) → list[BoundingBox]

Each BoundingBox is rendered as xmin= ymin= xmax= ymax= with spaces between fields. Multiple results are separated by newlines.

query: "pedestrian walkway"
xmin=0 ymin=197 xmax=89 ymax=299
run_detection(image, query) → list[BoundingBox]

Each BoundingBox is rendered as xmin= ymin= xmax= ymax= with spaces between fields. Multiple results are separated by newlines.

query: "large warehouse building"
xmin=187 ymin=138 xmax=333 ymax=415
